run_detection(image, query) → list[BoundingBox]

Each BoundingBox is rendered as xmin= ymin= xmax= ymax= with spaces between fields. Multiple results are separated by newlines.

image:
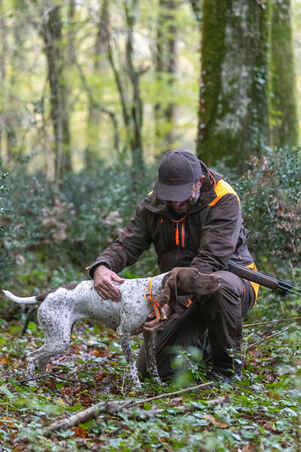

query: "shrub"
xmin=2 ymin=147 xmax=300 ymax=292
xmin=221 ymin=147 xmax=301 ymax=273
xmin=0 ymin=161 xmax=158 ymax=291
xmin=0 ymin=167 xmax=14 ymax=282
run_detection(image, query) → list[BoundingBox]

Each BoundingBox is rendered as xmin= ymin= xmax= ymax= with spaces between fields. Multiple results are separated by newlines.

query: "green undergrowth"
xmin=0 ymin=266 xmax=300 ymax=451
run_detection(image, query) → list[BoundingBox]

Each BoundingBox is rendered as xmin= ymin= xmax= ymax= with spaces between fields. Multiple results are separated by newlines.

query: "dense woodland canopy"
xmin=0 ymin=1 xmax=300 ymax=451
xmin=0 ymin=0 xmax=300 ymax=179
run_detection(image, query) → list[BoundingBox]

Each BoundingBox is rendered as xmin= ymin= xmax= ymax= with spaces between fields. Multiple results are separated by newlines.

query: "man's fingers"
xmin=95 ymin=285 xmax=110 ymax=299
xmin=102 ymin=278 xmax=122 ymax=299
xmin=111 ymin=274 xmax=125 ymax=284
xmin=93 ymin=267 xmax=124 ymax=301
xmin=95 ymin=283 xmax=121 ymax=302
xmin=143 ymin=318 xmax=160 ymax=332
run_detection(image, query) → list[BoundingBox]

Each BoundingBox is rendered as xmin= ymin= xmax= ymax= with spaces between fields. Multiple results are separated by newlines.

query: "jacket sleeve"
xmin=88 ymin=202 xmax=152 ymax=277
xmin=191 ymin=194 xmax=242 ymax=274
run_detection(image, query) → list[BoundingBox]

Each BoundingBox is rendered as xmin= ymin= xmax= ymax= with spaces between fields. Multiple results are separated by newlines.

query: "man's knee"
xmin=205 ymin=271 xmax=245 ymax=310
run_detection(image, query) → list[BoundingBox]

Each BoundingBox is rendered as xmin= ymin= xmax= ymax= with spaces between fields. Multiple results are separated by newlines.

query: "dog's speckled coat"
xmin=3 ymin=274 xmax=167 ymax=387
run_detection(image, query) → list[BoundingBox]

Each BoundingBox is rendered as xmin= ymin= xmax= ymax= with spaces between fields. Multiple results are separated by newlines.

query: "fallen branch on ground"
xmin=18 ymin=372 xmax=78 ymax=385
xmin=44 ymin=381 xmax=214 ymax=434
xmin=243 ymin=316 xmax=300 ymax=328
xmin=122 ymin=396 xmax=226 ymax=419
xmin=246 ymin=326 xmax=290 ymax=352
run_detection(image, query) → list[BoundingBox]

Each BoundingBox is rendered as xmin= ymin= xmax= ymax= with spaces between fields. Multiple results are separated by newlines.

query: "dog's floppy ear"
xmin=174 ymin=269 xmax=180 ymax=300
xmin=159 ymin=271 xmax=177 ymax=305
xmin=158 ymin=273 xmax=171 ymax=305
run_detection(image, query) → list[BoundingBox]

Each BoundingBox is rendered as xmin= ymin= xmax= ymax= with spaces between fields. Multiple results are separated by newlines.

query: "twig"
xmin=45 ymin=400 xmax=132 ymax=433
xmin=18 ymin=372 xmax=78 ymax=385
xmin=122 ymin=396 xmax=226 ymax=419
xmin=243 ymin=316 xmax=301 ymax=328
xmin=189 ymin=0 xmax=202 ymax=23
xmin=132 ymin=381 xmax=214 ymax=406
xmin=246 ymin=326 xmax=290 ymax=352
xmin=20 ymin=307 xmax=37 ymax=336
xmin=44 ymin=381 xmax=214 ymax=434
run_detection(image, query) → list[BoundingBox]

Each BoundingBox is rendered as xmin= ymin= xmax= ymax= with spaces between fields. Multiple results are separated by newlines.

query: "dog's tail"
xmin=2 ymin=290 xmax=38 ymax=304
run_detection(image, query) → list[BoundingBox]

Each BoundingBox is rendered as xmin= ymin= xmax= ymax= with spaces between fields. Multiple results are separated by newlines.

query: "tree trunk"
xmin=124 ymin=0 xmax=145 ymax=190
xmin=154 ymin=0 xmax=177 ymax=152
xmin=67 ymin=0 xmax=76 ymax=65
xmin=197 ymin=0 xmax=270 ymax=169
xmin=41 ymin=4 xmax=71 ymax=180
xmin=105 ymin=0 xmax=145 ymax=192
xmin=3 ymin=1 xmax=23 ymax=162
xmin=85 ymin=0 xmax=109 ymax=169
xmin=0 ymin=0 xmax=6 ymax=160
xmin=269 ymin=0 xmax=299 ymax=148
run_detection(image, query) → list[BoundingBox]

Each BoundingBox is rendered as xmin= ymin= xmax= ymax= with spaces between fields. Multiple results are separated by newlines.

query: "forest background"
xmin=0 ymin=1 xmax=300 ymax=451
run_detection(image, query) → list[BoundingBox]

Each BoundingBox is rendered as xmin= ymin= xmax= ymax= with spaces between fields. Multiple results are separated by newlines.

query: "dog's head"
xmin=158 ymin=267 xmax=221 ymax=307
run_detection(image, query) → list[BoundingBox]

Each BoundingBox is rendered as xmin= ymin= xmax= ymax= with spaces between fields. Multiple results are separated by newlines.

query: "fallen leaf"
xmin=72 ymin=425 xmax=88 ymax=438
xmin=92 ymin=349 xmax=107 ymax=357
xmin=263 ymin=422 xmax=276 ymax=432
xmin=71 ymin=344 xmax=81 ymax=354
xmin=267 ymin=391 xmax=280 ymax=400
xmin=203 ymin=414 xmax=228 ymax=428
xmin=96 ymin=371 xmax=106 ymax=381
xmin=80 ymin=395 xmax=92 ymax=406
xmin=241 ymin=444 xmax=257 ymax=452
xmin=0 ymin=417 xmax=14 ymax=427
xmin=0 ymin=356 xmax=8 ymax=365
xmin=170 ymin=397 xmax=183 ymax=406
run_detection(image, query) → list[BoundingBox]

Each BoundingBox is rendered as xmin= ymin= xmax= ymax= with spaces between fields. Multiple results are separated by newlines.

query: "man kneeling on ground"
xmin=87 ymin=150 xmax=259 ymax=382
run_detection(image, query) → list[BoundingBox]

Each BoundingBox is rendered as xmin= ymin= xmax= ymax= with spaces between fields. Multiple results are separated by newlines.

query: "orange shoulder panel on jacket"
xmin=208 ymin=179 xmax=240 ymax=207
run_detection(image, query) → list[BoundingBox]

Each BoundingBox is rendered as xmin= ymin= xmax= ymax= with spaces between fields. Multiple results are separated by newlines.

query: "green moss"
xmin=269 ymin=0 xmax=299 ymax=148
xmin=198 ymin=0 xmax=270 ymax=169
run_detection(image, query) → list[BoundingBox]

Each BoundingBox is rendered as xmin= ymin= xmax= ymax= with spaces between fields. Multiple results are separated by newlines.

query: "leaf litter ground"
xmin=0 ymin=289 xmax=300 ymax=452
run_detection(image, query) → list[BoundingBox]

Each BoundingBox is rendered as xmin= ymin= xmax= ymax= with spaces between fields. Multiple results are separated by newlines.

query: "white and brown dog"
xmin=3 ymin=268 xmax=220 ymax=387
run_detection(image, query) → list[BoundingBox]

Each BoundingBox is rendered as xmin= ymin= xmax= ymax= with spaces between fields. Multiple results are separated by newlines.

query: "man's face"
xmin=168 ymin=180 xmax=202 ymax=215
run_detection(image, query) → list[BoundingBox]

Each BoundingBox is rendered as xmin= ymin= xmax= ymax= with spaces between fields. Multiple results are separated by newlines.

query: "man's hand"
xmin=143 ymin=304 xmax=171 ymax=332
xmin=93 ymin=265 xmax=125 ymax=301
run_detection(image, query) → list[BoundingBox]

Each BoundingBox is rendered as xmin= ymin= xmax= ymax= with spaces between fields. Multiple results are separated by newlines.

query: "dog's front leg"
xmin=117 ymin=326 xmax=141 ymax=388
xmin=143 ymin=330 xmax=162 ymax=385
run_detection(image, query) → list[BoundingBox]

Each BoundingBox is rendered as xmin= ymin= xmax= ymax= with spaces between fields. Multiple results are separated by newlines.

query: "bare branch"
xmin=73 ymin=55 xmax=120 ymax=155
xmin=44 ymin=381 xmax=214 ymax=434
xmin=188 ymin=0 xmax=203 ymax=24
xmin=246 ymin=326 xmax=290 ymax=352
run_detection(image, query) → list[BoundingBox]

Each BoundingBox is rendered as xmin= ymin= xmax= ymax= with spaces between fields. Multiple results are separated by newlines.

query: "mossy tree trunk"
xmin=1 ymin=0 xmax=26 ymax=162
xmin=41 ymin=3 xmax=72 ymax=180
xmin=0 ymin=0 xmax=7 ymax=161
xmin=197 ymin=0 xmax=270 ymax=169
xmin=154 ymin=0 xmax=177 ymax=152
xmin=269 ymin=0 xmax=299 ymax=148
xmin=124 ymin=0 xmax=145 ymax=192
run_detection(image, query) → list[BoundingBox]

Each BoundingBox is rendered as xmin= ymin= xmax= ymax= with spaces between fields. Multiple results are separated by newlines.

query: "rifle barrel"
xmin=228 ymin=261 xmax=301 ymax=295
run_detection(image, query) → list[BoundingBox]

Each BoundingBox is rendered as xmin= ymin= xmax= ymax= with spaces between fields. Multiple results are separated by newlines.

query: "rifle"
xmin=228 ymin=260 xmax=301 ymax=296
